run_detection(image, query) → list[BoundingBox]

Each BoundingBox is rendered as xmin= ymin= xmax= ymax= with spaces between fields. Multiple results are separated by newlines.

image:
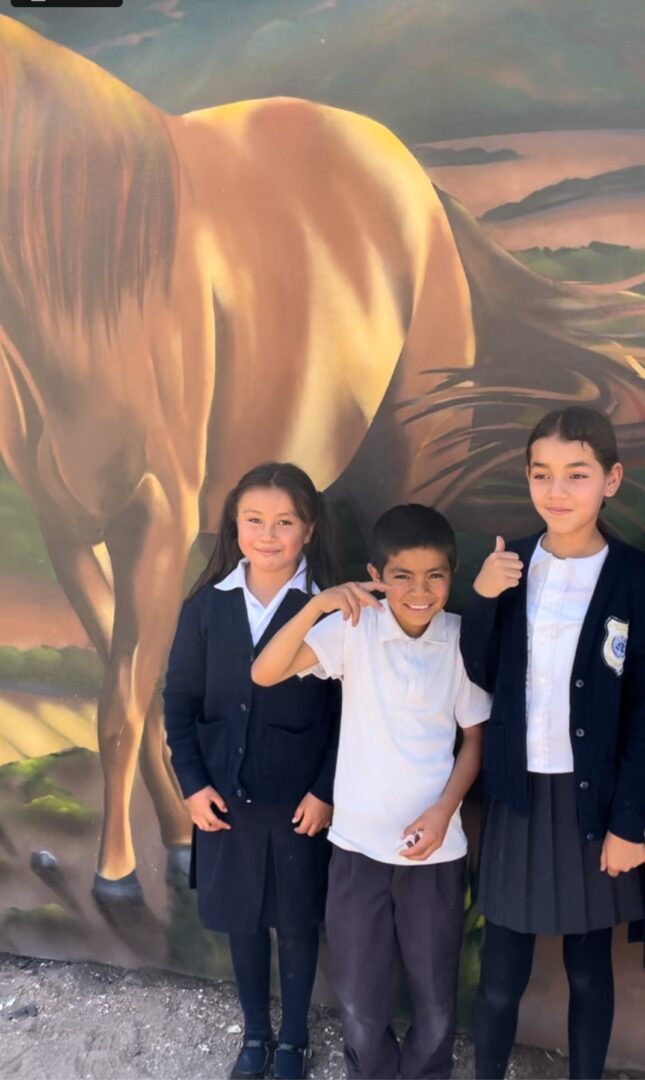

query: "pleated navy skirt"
xmin=193 ymin=798 xmax=331 ymax=935
xmin=477 ymin=773 xmax=644 ymax=935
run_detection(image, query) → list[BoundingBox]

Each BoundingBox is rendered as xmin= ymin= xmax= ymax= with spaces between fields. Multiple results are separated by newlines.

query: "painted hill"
xmin=481 ymin=166 xmax=645 ymax=223
xmin=11 ymin=1 xmax=645 ymax=143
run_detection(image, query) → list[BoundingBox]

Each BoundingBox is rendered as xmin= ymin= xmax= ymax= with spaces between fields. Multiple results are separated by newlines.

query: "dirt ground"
xmin=1 ymin=952 xmax=641 ymax=1080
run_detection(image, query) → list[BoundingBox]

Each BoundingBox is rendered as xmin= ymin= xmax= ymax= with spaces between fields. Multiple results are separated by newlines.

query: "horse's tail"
xmin=410 ymin=189 xmax=645 ymax=540
xmin=0 ymin=15 xmax=179 ymax=348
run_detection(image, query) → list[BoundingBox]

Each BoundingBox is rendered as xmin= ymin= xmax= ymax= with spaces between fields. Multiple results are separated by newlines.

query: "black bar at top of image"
xmin=11 ymin=1 xmax=123 ymax=7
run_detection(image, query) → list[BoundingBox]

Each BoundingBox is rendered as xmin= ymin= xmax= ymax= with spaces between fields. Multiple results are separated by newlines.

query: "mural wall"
xmin=0 ymin=0 xmax=643 ymax=1064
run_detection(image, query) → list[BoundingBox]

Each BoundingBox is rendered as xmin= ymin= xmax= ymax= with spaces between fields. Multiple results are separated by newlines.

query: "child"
xmin=163 ymin=463 xmax=340 ymax=1080
xmin=460 ymin=406 xmax=645 ymax=1080
xmin=252 ymin=504 xmax=491 ymax=1080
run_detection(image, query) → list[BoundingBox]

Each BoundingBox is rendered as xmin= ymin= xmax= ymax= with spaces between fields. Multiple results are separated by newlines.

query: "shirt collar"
xmin=531 ymin=536 xmax=608 ymax=582
xmin=214 ymin=555 xmax=310 ymax=595
xmin=376 ymin=601 xmax=447 ymax=645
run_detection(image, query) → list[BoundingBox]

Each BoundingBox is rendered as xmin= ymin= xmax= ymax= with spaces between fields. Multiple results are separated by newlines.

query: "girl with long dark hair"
xmin=164 ymin=463 xmax=340 ymax=1080
xmin=461 ymin=407 xmax=645 ymax=1079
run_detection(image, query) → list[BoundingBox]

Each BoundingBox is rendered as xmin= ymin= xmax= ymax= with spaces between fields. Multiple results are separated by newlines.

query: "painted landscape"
xmin=0 ymin=0 xmax=643 ymax=1061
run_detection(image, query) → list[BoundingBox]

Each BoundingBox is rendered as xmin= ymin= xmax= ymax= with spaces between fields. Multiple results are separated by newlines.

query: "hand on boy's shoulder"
xmin=473 ymin=536 xmax=523 ymax=599
xmin=314 ymin=581 xmax=386 ymax=627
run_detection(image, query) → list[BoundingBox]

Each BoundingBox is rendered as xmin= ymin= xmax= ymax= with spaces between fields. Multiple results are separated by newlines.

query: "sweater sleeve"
xmin=608 ymin=578 xmax=645 ymax=843
xmin=163 ymin=594 xmax=211 ymax=799
xmin=459 ymin=589 xmax=502 ymax=694
xmin=308 ymin=679 xmax=341 ymax=805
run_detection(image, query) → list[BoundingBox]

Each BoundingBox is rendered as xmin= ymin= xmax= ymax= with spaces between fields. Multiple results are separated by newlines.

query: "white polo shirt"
xmin=304 ymin=603 xmax=490 ymax=866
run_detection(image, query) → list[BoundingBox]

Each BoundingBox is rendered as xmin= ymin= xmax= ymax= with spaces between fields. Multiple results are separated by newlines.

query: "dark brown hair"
xmin=370 ymin=504 xmax=457 ymax=574
xmin=526 ymin=407 xmax=619 ymax=472
xmin=188 ymin=462 xmax=339 ymax=598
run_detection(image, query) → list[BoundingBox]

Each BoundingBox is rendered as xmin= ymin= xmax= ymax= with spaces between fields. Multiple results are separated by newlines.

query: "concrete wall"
xmin=0 ymin=2 xmax=643 ymax=1065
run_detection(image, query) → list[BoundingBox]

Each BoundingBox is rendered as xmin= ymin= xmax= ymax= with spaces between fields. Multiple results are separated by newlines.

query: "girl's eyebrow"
xmin=530 ymin=460 xmax=591 ymax=469
xmin=241 ymin=508 xmax=297 ymax=516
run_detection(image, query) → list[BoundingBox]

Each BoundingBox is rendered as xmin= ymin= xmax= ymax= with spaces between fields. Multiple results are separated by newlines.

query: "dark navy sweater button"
xmin=236 ymin=788 xmax=243 ymax=798
xmin=574 ymin=679 xmax=584 ymax=688
xmin=586 ymin=832 xmax=594 ymax=841
xmin=579 ymin=780 xmax=589 ymax=790
xmin=237 ymin=746 xmax=244 ymax=755
xmin=575 ymin=728 xmax=585 ymax=738
xmin=240 ymin=703 xmax=247 ymax=711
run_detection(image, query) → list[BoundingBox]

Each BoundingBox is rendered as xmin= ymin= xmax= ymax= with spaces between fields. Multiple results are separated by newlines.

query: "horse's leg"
xmin=42 ymin=520 xmax=191 ymax=869
xmin=39 ymin=520 xmax=114 ymax=663
xmin=96 ymin=473 xmax=193 ymax=891
xmin=139 ymin=694 xmax=192 ymax=852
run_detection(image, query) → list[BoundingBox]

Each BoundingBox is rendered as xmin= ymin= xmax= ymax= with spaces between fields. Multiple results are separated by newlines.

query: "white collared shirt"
xmin=215 ymin=556 xmax=316 ymax=645
xmin=526 ymin=538 xmax=608 ymax=773
xmin=304 ymin=602 xmax=491 ymax=865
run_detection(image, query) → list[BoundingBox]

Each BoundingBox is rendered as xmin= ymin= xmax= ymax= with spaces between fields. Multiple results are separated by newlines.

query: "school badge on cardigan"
xmin=601 ymin=617 xmax=629 ymax=676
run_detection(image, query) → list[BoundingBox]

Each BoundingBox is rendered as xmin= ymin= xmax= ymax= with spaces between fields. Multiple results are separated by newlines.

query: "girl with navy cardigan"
xmin=460 ymin=407 xmax=645 ymax=1080
xmin=164 ymin=463 xmax=340 ymax=1080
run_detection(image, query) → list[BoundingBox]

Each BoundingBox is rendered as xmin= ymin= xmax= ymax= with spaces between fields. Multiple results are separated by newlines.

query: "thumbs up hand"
xmin=473 ymin=536 xmax=523 ymax=598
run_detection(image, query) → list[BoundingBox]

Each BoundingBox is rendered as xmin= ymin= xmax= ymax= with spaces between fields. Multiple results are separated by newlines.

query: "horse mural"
xmin=1 ymin=15 xmax=643 ymax=902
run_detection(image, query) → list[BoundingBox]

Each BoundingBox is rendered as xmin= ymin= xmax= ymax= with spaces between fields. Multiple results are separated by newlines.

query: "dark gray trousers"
xmin=325 ymin=847 xmax=466 ymax=1080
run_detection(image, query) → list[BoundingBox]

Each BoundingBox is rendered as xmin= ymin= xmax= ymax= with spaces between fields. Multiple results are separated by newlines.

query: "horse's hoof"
xmin=32 ymin=850 xmax=83 ymax=916
xmin=31 ymin=850 xmax=58 ymax=873
xmin=165 ymin=844 xmax=191 ymax=885
xmin=92 ymin=870 xmax=144 ymax=905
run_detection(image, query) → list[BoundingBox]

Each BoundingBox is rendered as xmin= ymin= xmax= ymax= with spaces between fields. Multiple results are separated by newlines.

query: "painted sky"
xmin=4 ymin=0 xmax=645 ymax=141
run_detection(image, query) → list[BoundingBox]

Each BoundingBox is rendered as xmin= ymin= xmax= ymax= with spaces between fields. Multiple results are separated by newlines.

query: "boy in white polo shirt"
xmin=252 ymin=505 xmax=490 ymax=1080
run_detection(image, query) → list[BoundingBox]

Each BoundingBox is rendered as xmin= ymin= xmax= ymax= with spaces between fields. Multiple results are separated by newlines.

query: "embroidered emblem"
xmin=601 ymin=617 xmax=629 ymax=676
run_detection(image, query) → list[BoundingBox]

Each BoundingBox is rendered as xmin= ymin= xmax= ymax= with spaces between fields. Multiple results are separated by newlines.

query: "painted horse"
xmin=1 ymin=16 xmax=643 ymax=898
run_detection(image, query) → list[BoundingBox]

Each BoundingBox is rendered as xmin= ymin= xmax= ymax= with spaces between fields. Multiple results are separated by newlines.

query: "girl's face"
xmin=527 ymin=435 xmax=622 ymax=538
xmin=236 ymin=486 xmax=313 ymax=575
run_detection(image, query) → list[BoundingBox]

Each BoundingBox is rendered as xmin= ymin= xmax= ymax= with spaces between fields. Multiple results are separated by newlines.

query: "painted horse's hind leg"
xmin=39 ymin=521 xmax=114 ymax=663
xmin=42 ymin=520 xmax=191 ymax=875
xmin=139 ymin=694 xmax=192 ymax=852
xmin=96 ymin=473 xmax=194 ymax=892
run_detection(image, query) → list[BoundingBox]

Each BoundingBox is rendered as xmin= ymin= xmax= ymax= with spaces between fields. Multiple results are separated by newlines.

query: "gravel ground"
xmin=0 ymin=952 xmax=640 ymax=1080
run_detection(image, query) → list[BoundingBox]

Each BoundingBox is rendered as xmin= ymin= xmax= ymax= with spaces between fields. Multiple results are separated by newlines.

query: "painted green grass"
xmin=2 ymin=902 xmax=80 ymax=932
xmin=17 ymin=793 xmax=97 ymax=831
xmin=1 ymin=748 xmax=97 ymax=831
xmin=0 ymin=644 xmax=102 ymax=696
xmin=0 ymin=463 xmax=54 ymax=580
xmin=516 ymin=242 xmax=645 ymax=284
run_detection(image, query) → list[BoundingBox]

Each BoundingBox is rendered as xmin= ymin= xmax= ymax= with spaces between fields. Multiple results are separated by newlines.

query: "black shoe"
xmin=230 ymin=1038 xmax=274 ymax=1079
xmin=272 ymin=1043 xmax=312 ymax=1080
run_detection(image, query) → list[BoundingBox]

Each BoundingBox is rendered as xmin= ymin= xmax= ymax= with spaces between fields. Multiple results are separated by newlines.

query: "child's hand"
xmin=292 ymin=792 xmax=333 ymax=836
xmin=600 ymin=831 xmax=645 ymax=876
xmin=400 ymin=803 xmax=452 ymax=861
xmin=473 ymin=536 xmax=523 ymax=599
xmin=185 ymin=785 xmax=231 ymax=832
xmin=314 ymin=581 xmax=385 ymax=627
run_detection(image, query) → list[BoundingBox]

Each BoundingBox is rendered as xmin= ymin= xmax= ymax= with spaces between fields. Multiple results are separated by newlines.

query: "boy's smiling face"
xmin=368 ymin=546 xmax=452 ymax=638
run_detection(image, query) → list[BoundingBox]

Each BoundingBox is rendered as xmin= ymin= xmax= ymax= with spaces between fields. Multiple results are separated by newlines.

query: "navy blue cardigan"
xmin=460 ymin=532 xmax=645 ymax=845
xmin=163 ymin=585 xmax=339 ymax=806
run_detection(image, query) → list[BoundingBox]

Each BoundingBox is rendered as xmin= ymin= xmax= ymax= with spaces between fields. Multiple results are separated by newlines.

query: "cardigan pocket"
xmin=196 ymin=717 xmax=229 ymax=773
xmin=261 ymin=723 xmax=322 ymax=778
xmin=483 ymin=723 xmax=506 ymax=776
